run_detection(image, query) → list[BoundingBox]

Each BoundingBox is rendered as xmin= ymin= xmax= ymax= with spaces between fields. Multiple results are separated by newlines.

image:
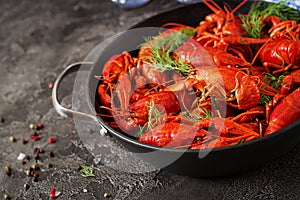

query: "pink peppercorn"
xmin=48 ymin=82 xmax=54 ymax=89
xmin=48 ymin=137 xmax=55 ymax=143
xmin=37 ymin=123 xmax=44 ymax=130
xmin=50 ymin=188 xmax=56 ymax=199
xmin=31 ymin=136 xmax=40 ymax=141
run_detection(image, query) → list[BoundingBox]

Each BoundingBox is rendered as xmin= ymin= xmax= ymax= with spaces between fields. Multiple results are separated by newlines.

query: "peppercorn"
xmin=0 ymin=117 xmax=4 ymax=123
xmin=104 ymin=192 xmax=110 ymax=198
xmin=25 ymin=169 xmax=31 ymax=177
xmin=22 ymin=139 xmax=28 ymax=144
xmin=48 ymin=163 xmax=53 ymax=168
xmin=34 ymin=153 xmax=40 ymax=161
xmin=38 ymin=148 xmax=44 ymax=154
xmin=32 ymin=163 xmax=40 ymax=170
xmin=50 ymin=188 xmax=56 ymax=199
xmin=49 ymin=193 xmax=55 ymax=199
xmin=33 ymin=176 xmax=38 ymax=182
xmin=9 ymin=136 xmax=16 ymax=143
xmin=37 ymin=123 xmax=44 ymax=130
xmin=48 ymin=82 xmax=54 ymax=89
xmin=33 ymin=172 xmax=39 ymax=178
xmin=35 ymin=148 xmax=44 ymax=154
xmin=25 ymin=155 xmax=31 ymax=160
xmin=29 ymin=123 xmax=36 ymax=130
xmin=31 ymin=135 xmax=39 ymax=141
xmin=21 ymin=160 xmax=26 ymax=165
xmin=48 ymin=137 xmax=55 ymax=143
xmin=3 ymin=194 xmax=10 ymax=199
xmin=5 ymin=166 xmax=11 ymax=176
xmin=24 ymin=183 xmax=30 ymax=190
xmin=49 ymin=151 xmax=54 ymax=157
xmin=77 ymin=165 xmax=82 ymax=171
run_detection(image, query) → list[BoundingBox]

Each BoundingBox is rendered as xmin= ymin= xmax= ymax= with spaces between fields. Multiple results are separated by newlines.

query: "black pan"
xmin=53 ymin=1 xmax=300 ymax=177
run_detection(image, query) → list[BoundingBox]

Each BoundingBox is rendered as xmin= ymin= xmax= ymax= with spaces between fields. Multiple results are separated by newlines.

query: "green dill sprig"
xmin=259 ymin=93 xmax=272 ymax=105
xmin=180 ymin=108 xmax=212 ymax=122
xmin=142 ymin=28 xmax=195 ymax=74
xmin=240 ymin=0 xmax=300 ymax=38
xmin=240 ymin=12 xmax=263 ymax=38
xmin=146 ymin=99 xmax=165 ymax=130
xmin=80 ymin=166 xmax=95 ymax=178
xmin=145 ymin=28 xmax=196 ymax=52
xmin=258 ymin=0 xmax=299 ymax=22
xmin=136 ymin=99 xmax=166 ymax=138
xmin=145 ymin=49 xmax=193 ymax=74
xmin=262 ymin=72 xmax=288 ymax=89
xmin=259 ymin=72 xmax=288 ymax=105
xmin=237 ymin=138 xmax=246 ymax=144
xmin=137 ymin=125 xmax=146 ymax=138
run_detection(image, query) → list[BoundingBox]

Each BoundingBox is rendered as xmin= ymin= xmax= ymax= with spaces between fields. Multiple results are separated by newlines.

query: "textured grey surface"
xmin=0 ymin=0 xmax=300 ymax=199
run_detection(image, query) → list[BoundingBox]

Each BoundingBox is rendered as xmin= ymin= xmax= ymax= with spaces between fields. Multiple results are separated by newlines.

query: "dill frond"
xmin=259 ymin=93 xmax=272 ymax=105
xmin=142 ymin=28 xmax=195 ymax=74
xmin=240 ymin=0 xmax=300 ymax=38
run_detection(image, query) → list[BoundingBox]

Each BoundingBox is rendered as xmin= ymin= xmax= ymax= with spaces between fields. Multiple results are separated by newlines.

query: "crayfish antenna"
xmin=231 ymin=0 xmax=248 ymax=14
xmin=95 ymin=75 xmax=103 ymax=80
xmin=203 ymin=0 xmax=225 ymax=15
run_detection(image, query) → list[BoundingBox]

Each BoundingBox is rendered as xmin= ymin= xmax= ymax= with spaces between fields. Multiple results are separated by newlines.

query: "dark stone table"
xmin=0 ymin=0 xmax=300 ymax=199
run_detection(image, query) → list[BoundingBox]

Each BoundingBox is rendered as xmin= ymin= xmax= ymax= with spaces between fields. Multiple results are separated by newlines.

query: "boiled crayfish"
xmin=96 ymin=0 xmax=300 ymax=149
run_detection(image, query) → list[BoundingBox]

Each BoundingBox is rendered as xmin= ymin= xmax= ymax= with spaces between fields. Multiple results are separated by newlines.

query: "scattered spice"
xmin=25 ymin=169 xmax=32 ymax=177
xmin=49 ymin=151 xmax=54 ymax=157
xmin=25 ymin=155 xmax=31 ymax=160
xmin=48 ymin=82 xmax=54 ymax=89
xmin=48 ymin=137 xmax=55 ymax=143
xmin=33 ymin=176 xmax=38 ymax=182
xmin=29 ymin=123 xmax=36 ymax=130
xmin=17 ymin=153 xmax=26 ymax=160
xmin=34 ymin=147 xmax=44 ymax=154
xmin=22 ymin=139 xmax=28 ymax=144
xmin=5 ymin=166 xmax=11 ymax=176
xmin=24 ymin=183 xmax=30 ymax=191
xmin=9 ymin=136 xmax=16 ymax=143
xmin=31 ymin=135 xmax=40 ymax=141
xmin=50 ymin=188 xmax=56 ymax=199
xmin=80 ymin=166 xmax=95 ymax=177
xmin=104 ymin=192 xmax=110 ymax=198
xmin=38 ymin=148 xmax=45 ymax=154
xmin=3 ymin=194 xmax=10 ymax=199
xmin=31 ymin=163 xmax=40 ymax=170
xmin=77 ymin=165 xmax=82 ymax=171
xmin=37 ymin=123 xmax=44 ymax=130
xmin=33 ymin=172 xmax=39 ymax=178
xmin=34 ymin=153 xmax=40 ymax=161
xmin=5 ymin=121 xmax=58 ymax=187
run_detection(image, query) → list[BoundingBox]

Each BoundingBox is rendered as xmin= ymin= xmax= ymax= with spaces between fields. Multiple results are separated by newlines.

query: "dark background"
xmin=0 ymin=0 xmax=300 ymax=199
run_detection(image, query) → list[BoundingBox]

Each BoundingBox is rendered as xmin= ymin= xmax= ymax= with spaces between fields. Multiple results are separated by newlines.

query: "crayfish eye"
xmin=129 ymin=110 xmax=135 ymax=114
xmin=228 ymin=18 xmax=232 ymax=22
xmin=125 ymin=116 xmax=131 ymax=121
xmin=109 ymin=72 xmax=114 ymax=76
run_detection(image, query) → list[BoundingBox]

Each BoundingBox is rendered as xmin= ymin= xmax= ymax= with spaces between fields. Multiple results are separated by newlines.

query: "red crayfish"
xmin=96 ymin=0 xmax=300 ymax=149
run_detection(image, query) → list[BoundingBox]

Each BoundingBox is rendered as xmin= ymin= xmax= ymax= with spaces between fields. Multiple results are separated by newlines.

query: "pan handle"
xmin=52 ymin=62 xmax=107 ymax=135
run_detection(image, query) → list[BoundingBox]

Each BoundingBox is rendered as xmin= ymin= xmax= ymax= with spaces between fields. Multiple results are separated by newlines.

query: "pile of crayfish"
xmin=96 ymin=0 xmax=300 ymax=149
